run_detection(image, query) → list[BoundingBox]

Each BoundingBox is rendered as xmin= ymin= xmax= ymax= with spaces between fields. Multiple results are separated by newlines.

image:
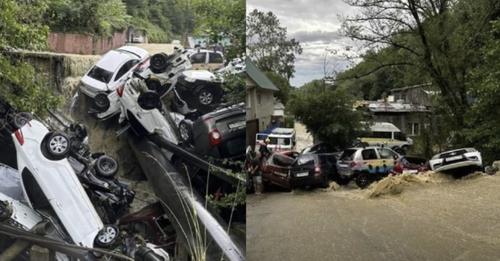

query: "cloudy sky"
xmin=247 ymin=0 xmax=359 ymax=87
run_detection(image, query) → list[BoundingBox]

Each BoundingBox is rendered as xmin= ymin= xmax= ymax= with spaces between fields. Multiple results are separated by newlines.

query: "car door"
xmin=360 ymin=148 xmax=382 ymax=174
xmin=112 ymin=59 xmax=139 ymax=89
xmin=190 ymin=52 xmax=207 ymax=70
xmin=377 ymin=148 xmax=398 ymax=173
xmin=207 ymin=52 xmax=224 ymax=71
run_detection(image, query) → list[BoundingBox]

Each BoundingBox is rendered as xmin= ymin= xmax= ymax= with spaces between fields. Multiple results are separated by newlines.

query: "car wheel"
xmin=355 ymin=172 xmax=372 ymax=189
xmin=45 ymin=132 xmax=70 ymax=160
xmin=95 ymin=155 xmax=118 ymax=178
xmin=10 ymin=112 xmax=32 ymax=130
xmin=94 ymin=225 xmax=119 ymax=248
xmin=197 ymin=87 xmax=215 ymax=106
xmin=0 ymin=201 xmax=12 ymax=221
xmin=150 ymin=53 xmax=170 ymax=73
xmin=94 ymin=93 xmax=110 ymax=112
xmin=179 ymin=120 xmax=192 ymax=144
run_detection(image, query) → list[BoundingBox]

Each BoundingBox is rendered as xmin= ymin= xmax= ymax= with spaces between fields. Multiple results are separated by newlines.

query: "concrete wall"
xmin=48 ymin=31 xmax=127 ymax=55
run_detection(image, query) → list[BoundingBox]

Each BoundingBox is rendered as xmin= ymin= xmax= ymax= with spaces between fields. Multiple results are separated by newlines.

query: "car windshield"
xmin=394 ymin=132 xmax=407 ymax=141
xmin=87 ymin=66 xmax=113 ymax=83
xmin=340 ymin=149 xmax=356 ymax=161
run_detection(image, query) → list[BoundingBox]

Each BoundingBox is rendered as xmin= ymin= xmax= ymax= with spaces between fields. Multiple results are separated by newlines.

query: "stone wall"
xmin=48 ymin=31 xmax=127 ymax=55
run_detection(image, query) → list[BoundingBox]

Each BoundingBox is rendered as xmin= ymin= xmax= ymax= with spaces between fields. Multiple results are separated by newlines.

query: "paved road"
xmin=247 ymin=173 xmax=500 ymax=261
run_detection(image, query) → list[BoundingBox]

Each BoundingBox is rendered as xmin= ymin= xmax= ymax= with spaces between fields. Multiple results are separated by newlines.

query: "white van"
xmin=359 ymin=122 xmax=413 ymax=150
xmin=266 ymin=128 xmax=296 ymax=151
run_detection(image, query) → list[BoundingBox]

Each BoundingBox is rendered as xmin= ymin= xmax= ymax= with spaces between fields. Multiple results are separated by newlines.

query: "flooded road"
xmin=247 ymin=173 xmax=500 ymax=261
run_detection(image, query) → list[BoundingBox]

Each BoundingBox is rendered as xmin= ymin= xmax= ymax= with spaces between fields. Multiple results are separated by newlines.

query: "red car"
xmin=260 ymin=150 xmax=299 ymax=190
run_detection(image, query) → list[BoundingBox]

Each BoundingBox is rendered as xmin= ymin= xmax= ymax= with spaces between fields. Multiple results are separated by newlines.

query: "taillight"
xmin=116 ymin=84 xmax=125 ymax=97
xmin=208 ymin=129 xmax=222 ymax=146
xmin=314 ymin=166 xmax=321 ymax=173
xmin=350 ymin=162 xmax=357 ymax=168
xmin=14 ymin=130 xmax=24 ymax=145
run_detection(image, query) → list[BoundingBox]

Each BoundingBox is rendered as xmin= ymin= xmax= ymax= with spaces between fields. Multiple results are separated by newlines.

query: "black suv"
xmin=179 ymin=104 xmax=245 ymax=161
xmin=290 ymin=153 xmax=337 ymax=188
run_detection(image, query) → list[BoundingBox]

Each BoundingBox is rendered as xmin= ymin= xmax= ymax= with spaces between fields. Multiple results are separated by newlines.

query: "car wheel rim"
xmin=49 ymin=136 xmax=68 ymax=154
xmin=180 ymin=124 xmax=189 ymax=141
xmin=100 ymin=159 xmax=115 ymax=172
xmin=98 ymin=226 xmax=116 ymax=244
xmin=199 ymin=91 xmax=213 ymax=105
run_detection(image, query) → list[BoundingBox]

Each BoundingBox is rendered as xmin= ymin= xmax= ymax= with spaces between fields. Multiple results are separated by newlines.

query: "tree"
xmin=0 ymin=0 xmax=60 ymax=115
xmin=341 ymin=0 xmax=500 ymax=127
xmin=246 ymin=9 xmax=303 ymax=80
xmin=287 ymin=80 xmax=364 ymax=148
xmin=192 ymin=0 xmax=245 ymax=59
xmin=265 ymin=71 xmax=291 ymax=104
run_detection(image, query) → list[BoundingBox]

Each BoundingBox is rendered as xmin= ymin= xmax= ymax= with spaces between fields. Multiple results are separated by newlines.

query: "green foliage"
xmin=246 ymin=9 xmax=303 ymax=80
xmin=45 ymin=0 xmax=129 ymax=36
xmin=192 ymin=0 xmax=245 ymax=59
xmin=264 ymin=71 xmax=290 ymax=104
xmin=287 ymin=80 xmax=364 ymax=148
xmin=221 ymin=73 xmax=245 ymax=104
xmin=0 ymin=0 xmax=60 ymax=116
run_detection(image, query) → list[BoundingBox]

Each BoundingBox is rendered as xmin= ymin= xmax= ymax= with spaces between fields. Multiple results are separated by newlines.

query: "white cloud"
xmin=247 ymin=0 xmax=361 ymax=86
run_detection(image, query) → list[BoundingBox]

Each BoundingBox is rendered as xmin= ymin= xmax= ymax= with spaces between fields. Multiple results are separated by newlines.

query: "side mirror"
xmin=137 ymin=90 xmax=161 ymax=111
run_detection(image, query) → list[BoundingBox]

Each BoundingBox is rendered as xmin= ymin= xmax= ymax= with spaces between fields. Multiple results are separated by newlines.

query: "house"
xmin=390 ymin=83 xmax=435 ymax=107
xmin=245 ymin=58 xmax=279 ymax=147
xmin=362 ymin=99 xmax=430 ymax=137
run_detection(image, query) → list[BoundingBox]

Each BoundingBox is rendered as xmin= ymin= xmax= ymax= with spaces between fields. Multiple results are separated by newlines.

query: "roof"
xmin=366 ymin=101 xmax=430 ymax=113
xmin=390 ymin=83 xmax=432 ymax=93
xmin=370 ymin=122 xmax=401 ymax=132
xmin=245 ymin=58 xmax=279 ymax=92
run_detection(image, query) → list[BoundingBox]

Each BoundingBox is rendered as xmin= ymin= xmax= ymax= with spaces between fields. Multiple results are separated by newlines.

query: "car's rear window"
xmin=296 ymin=154 xmax=316 ymax=166
xmin=87 ymin=66 xmax=113 ymax=83
xmin=340 ymin=149 xmax=356 ymax=161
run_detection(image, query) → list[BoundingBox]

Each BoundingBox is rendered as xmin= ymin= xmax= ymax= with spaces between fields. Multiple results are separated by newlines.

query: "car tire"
xmin=95 ymin=155 xmax=118 ymax=178
xmin=94 ymin=93 xmax=110 ymax=112
xmin=10 ymin=112 xmax=32 ymax=130
xmin=94 ymin=225 xmax=119 ymax=248
xmin=355 ymin=172 xmax=371 ymax=189
xmin=0 ymin=201 xmax=12 ymax=221
xmin=45 ymin=132 xmax=70 ymax=160
xmin=150 ymin=53 xmax=170 ymax=73
xmin=195 ymin=86 xmax=219 ymax=108
xmin=179 ymin=120 xmax=193 ymax=144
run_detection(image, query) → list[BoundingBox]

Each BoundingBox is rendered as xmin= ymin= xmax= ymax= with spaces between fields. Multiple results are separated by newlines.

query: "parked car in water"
xmin=290 ymin=153 xmax=337 ymax=188
xmin=187 ymin=49 xmax=225 ymax=71
xmin=80 ymin=46 xmax=150 ymax=119
xmin=429 ymin=148 xmax=483 ymax=173
xmin=260 ymin=150 xmax=298 ymax=190
xmin=337 ymin=146 xmax=400 ymax=188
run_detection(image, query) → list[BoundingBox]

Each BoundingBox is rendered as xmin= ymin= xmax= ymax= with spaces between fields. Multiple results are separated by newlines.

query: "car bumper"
xmin=433 ymin=161 xmax=482 ymax=172
xmin=292 ymin=174 xmax=324 ymax=187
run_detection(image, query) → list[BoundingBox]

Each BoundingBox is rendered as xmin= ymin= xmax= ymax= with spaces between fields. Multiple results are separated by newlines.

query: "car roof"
xmin=369 ymin=122 xmax=401 ymax=132
xmin=95 ymin=50 xmax=133 ymax=72
xmin=271 ymin=128 xmax=295 ymax=135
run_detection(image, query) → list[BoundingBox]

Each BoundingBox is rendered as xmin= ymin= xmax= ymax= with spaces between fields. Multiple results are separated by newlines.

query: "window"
xmin=340 ymin=149 xmax=356 ymax=161
xmin=114 ymin=60 xmax=139 ymax=81
xmin=190 ymin=52 xmax=206 ymax=64
xmin=394 ymin=132 xmax=407 ymax=141
xmin=407 ymin=122 xmax=420 ymax=136
xmin=371 ymin=131 xmax=392 ymax=139
xmin=378 ymin=148 xmax=397 ymax=159
xmin=208 ymin=52 xmax=224 ymax=63
xmin=258 ymin=94 xmax=262 ymax=104
xmin=361 ymin=149 xmax=378 ymax=160
xmin=87 ymin=66 xmax=113 ymax=83
xmin=296 ymin=154 xmax=315 ymax=166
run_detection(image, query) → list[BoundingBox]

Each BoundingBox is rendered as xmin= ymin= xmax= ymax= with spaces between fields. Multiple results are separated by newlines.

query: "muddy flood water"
xmin=247 ymin=172 xmax=500 ymax=261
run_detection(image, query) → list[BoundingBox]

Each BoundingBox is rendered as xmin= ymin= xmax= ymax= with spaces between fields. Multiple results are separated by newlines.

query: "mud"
xmin=247 ymin=173 xmax=500 ymax=261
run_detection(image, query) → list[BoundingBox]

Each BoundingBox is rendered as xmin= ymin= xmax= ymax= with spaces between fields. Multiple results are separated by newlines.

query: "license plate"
xmin=446 ymin=155 xmax=462 ymax=162
xmin=296 ymin=172 xmax=309 ymax=177
xmin=228 ymin=121 xmax=245 ymax=129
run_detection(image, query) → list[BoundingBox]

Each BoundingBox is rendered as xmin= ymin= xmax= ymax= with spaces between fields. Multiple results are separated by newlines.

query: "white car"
xmin=11 ymin=119 xmax=117 ymax=248
xmin=429 ymin=148 xmax=483 ymax=172
xmin=187 ymin=49 xmax=225 ymax=71
xmin=80 ymin=46 xmax=150 ymax=119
